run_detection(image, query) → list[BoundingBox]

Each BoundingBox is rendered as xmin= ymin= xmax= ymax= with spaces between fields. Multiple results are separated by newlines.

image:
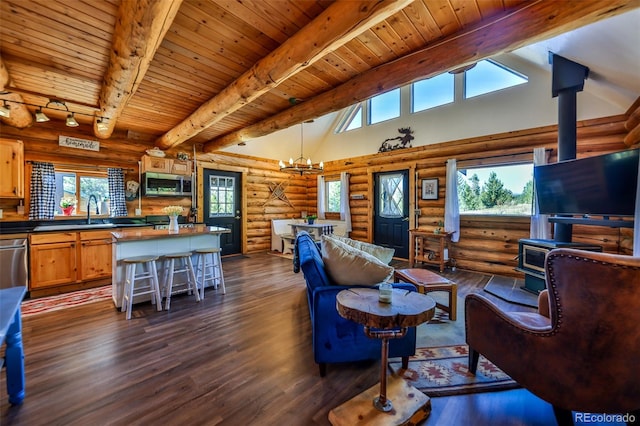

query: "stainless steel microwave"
xmin=142 ymin=172 xmax=192 ymax=197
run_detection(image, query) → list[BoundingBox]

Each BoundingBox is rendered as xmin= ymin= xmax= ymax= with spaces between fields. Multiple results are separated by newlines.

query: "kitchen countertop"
xmin=111 ymin=225 xmax=230 ymax=242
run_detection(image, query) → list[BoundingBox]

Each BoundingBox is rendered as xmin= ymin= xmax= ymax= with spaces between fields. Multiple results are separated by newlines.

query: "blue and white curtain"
xmin=340 ymin=172 xmax=352 ymax=234
xmin=444 ymin=159 xmax=460 ymax=242
xmin=28 ymin=162 xmax=56 ymax=220
xmin=108 ymin=168 xmax=128 ymax=217
xmin=530 ymin=147 xmax=551 ymax=240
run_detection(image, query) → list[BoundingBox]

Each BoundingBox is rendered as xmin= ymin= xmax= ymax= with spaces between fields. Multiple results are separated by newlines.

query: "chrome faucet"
xmin=87 ymin=194 xmax=99 ymax=224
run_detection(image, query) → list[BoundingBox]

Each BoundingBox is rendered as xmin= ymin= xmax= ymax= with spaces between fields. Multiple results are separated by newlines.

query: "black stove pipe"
xmin=549 ymin=53 xmax=589 ymax=242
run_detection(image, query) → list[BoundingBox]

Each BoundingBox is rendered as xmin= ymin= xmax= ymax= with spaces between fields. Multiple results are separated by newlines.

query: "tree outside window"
xmin=55 ymin=171 xmax=109 ymax=215
xmin=325 ymin=180 xmax=341 ymax=213
xmin=457 ymin=164 xmax=533 ymax=215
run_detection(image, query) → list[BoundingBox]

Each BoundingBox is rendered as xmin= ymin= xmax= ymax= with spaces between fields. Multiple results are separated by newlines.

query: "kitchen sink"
xmin=33 ymin=223 xmax=117 ymax=232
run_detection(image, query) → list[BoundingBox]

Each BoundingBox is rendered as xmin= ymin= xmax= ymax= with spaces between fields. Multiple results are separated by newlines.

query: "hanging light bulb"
xmin=0 ymin=100 xmax=10 ymax=118
xmin=66 ymin=113 xmax=79 ymax=127
xmin=35 ymin=107 xmax=50 ymax=122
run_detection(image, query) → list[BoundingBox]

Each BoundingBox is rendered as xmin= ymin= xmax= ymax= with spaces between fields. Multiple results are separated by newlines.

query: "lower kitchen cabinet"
xmin=29 ymin=233 xmax=77 ymax=289
xmin=79 ymin=230 xmax=112 ymax=281
xmin=29 ymin=229 xmax=115 ymax=293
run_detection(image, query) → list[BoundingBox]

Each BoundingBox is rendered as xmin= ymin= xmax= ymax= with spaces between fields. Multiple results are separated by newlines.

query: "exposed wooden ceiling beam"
xmin=204 ymin=0 xmax=638 ymax=152
xmin=94 ymin=0 xmax=183 ymax=139
xmin=0 ymin=58 xmax=34 ymax=128
xmin=155 ymin=0 xmax=414 ymax=150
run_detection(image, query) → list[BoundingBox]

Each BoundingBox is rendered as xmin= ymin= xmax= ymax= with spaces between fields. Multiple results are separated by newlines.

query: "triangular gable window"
xmin=465 ymin=60 xmax=528 ymax=99
xmin=335 ymin=104 xmax=362 ymax=133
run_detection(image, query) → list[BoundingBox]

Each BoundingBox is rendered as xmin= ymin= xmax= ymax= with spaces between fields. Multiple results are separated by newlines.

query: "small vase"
xmin=169 ymin=215 xmax=179 ymax=233
xmin=62 ymin=206 xmax=74 ymax=216
xmin=307 ymin=219 xmax=315 ymax=225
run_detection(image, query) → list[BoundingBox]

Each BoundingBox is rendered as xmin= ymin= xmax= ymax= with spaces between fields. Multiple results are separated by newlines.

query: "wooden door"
xmin=373 ymin=170 xmax=410 ymax=259
xmin=203 ymin=169 xmax=242 ymax=255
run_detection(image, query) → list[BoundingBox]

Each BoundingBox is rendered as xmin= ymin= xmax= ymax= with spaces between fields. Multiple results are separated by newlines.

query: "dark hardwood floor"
xmin=0 ymin=253 xmax=621 ymax=425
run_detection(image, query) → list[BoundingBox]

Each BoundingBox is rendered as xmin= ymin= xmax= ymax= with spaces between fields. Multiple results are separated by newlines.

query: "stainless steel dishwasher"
xmin=0 ymin=234 xmax=28 ymax=289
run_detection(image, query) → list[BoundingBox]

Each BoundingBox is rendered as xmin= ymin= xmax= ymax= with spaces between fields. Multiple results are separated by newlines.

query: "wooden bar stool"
xmin=161 ymin=252 xmax=200 ymax=310
xmin=193 ymin=248 xmax=226 ymax=299
xmin=121 ymin=255 xmax=162 ymax=320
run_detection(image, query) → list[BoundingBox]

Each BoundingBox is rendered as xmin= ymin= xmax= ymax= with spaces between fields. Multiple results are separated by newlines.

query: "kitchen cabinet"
xmin=141 ymin=155 xmax=172 ymax=173
xmin=79 ymin=230 xmax=113 ymax=281
xmin=29 ymin=229 xmax=117 ymax=292
xmin=0 ymin=139 xmax=24 ymax=198
xmin=29 ymin=233 xmax=77 ymax=289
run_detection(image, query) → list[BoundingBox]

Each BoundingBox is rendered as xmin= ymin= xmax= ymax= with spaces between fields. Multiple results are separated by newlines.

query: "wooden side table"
xmin=330 ymin=288 xmax=436 ymax=425
xmin=409 ymin=229 xmax=453 ymax=272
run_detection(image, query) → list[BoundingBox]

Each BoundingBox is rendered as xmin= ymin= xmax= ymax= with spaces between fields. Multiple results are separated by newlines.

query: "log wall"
xmin=317 ymin=114 xmax=634 ymax=277
xmin=0 ymin=113 xmax=634 ymax=278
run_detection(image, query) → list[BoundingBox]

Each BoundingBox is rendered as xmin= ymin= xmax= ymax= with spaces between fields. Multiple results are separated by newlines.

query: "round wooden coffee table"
xmin=336 ymin=287 xmax=436 ymax=413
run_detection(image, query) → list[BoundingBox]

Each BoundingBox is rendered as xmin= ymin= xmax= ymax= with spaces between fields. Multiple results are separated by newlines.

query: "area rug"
xmin=483 ymin=275 xmax=538 ymax=308
xmin=388 ymin=344 xmax=519 ymax=397
xmin=21 ymin=285 xmax=112 ymax=317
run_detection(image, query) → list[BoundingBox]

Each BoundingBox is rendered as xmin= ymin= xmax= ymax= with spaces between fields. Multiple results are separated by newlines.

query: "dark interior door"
xmin=203 ymin=169 xmax=242 ymax=255
xmin=373 ymin=170 xmax=410 ymax=259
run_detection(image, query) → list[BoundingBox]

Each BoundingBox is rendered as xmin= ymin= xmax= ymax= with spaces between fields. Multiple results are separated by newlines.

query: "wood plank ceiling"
xmin=1 ymin=0 xmax=637 ymax=155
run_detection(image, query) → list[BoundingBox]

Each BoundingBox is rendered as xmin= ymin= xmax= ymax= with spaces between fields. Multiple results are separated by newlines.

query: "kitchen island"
xmin=111 ymin=225 xmax=230 ymax=308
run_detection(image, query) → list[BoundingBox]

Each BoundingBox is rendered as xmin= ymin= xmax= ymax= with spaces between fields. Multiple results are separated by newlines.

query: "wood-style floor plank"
xmin=0 ymin=253 xmax=618 ymax=425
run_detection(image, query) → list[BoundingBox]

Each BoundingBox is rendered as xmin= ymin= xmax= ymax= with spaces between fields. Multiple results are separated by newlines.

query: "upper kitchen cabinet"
xmin=0 ymin=139 xmax=24 ymax=198
xmin=141 ymin=155 xmax=192 ymax=176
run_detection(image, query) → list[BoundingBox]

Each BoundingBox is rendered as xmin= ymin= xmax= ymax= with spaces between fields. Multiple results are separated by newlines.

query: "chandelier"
xmin=279 ymin=120 xmax=324 ymax=175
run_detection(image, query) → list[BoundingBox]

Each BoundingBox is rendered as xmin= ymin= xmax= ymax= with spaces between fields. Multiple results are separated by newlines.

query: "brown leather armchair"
xmin=465 ymin=248 xmax=640 ymax=425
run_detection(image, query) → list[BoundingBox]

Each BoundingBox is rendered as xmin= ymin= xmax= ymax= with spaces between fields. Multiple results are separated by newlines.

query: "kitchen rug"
xmin=21 ymin=285 xmax=112 ymax=317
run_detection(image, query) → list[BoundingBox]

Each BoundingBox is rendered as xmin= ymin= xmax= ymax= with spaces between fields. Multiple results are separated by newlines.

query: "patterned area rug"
xmin=21 ymin=286 xmax=112 ymax=317
xmin=388 ymin=344 xmax=519 ymax=397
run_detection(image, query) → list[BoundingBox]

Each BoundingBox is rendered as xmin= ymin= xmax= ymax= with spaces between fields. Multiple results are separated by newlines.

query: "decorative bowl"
xmin=146 ymin=148 xmax=166 ymax=158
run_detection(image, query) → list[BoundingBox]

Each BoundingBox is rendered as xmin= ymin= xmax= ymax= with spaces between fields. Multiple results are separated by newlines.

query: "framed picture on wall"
xmin=421 ymin=178 xmax=438 ymax=200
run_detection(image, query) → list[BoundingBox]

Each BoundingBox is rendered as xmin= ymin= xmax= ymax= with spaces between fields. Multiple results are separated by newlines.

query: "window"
xmin=457 ymin=163 xmax=533 ymax=216
xmin=465 ymin=60 xmax=528 ymax=99
xmin=325 ymin=179 xmax=342 ymax=213
xmin=336 ymin=104 xmax=363 ymax=133
xmin=368 ymin=88 xmax=400 ymax=125
xmin=208 ymin=176 xmax=235 ymax=217
xmin=412 ymin=73 xmax=454 ymax=113
xmin=378 ymin=173 xmax=405 ymax=218
xmin=55 ymin=170 xmax=109 ymax=215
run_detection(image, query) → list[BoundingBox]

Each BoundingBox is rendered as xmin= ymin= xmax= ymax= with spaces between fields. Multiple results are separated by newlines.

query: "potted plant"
xmin=306 ymin=214 xmax=317 ymax=225
xmin=60 ymin=197 xmax=77 ymax=216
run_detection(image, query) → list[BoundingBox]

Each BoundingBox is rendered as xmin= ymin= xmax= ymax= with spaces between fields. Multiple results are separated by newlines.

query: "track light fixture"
xmin=0 ymin=100 xmax=10 ymax=118
xmin=0 ymin=95 xmax=107 ymax=129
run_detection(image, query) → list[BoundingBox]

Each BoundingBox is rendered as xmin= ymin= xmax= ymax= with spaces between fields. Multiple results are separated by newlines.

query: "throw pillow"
xmin=321 ymin=235 xmax=394 ymax=285
xmin=326 ymin=234 xmax=395 ymax=265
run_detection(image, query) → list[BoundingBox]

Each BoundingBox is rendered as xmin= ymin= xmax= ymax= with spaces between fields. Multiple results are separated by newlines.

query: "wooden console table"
xmin=330 ymin=288 xmax=436 ymax=425
xmin=409 ymin=229 xmax=453 ymax=272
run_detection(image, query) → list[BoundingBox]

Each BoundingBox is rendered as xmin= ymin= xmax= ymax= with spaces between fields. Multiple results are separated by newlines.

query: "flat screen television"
xmin=534 ymin=148 xmax=639 ymax=217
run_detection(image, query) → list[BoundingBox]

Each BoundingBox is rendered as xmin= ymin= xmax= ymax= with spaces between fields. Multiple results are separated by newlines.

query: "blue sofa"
xmin=294 ymin=231 xmax=417 ymax=376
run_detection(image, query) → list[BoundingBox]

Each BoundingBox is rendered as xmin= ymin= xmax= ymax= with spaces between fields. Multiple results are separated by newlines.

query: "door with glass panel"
xmin=373 ymin=170 xmax=409 ymax=259
xmin=203 ymin=169 xmax=242 ymax=255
